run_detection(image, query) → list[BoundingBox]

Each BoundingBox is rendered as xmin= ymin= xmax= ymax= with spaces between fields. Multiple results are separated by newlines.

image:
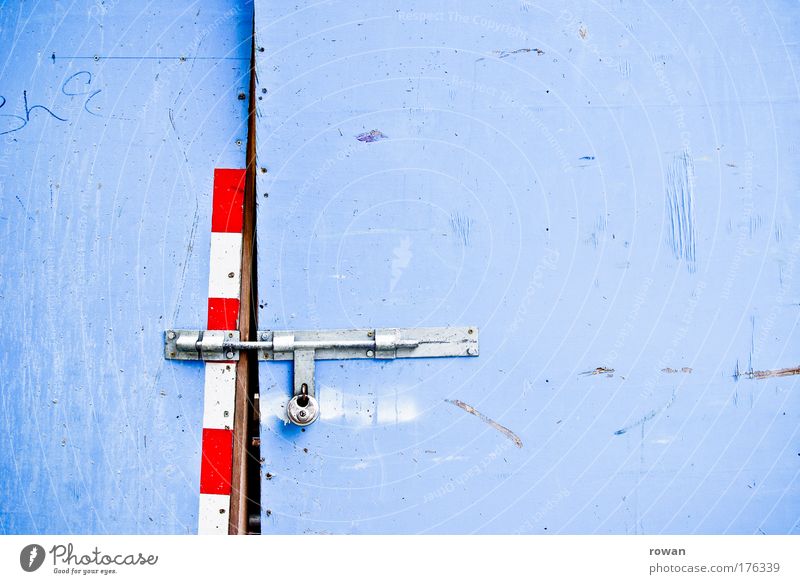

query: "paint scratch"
xmin=446 ymin=399 xmax=523 ymax=448
xmin=493 ymin=48 xmax=544 ymax=58
xmin=170 ymin=198 xmax=200 ymax=327
xmin=449 ymin=211 xmax=472 ymax=246
xmin=356 ymin=129 xmax=388 ymax=143
xmin=665 ymin=151 xmax=697 ymax=272
xmin=614 ymin=389 xmax=677 ymax=435
xmin=661 ymin=367 xmax=693 ymax=374
xmin=580 ymin=366 xmax=614 ymax=377
xmin=734 ymin=365 xmax=800 ymax=381
xmin=168 ymin=108 xmax=189 ymax=163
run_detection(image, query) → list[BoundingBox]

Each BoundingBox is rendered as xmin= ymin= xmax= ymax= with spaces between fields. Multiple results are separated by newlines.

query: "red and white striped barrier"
xmin=198 ymin=168 xmax=246 ymax=534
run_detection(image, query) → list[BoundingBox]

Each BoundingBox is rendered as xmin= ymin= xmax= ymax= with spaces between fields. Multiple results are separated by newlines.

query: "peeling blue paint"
xmin=356 ymin=129 xmax=388 ymax=142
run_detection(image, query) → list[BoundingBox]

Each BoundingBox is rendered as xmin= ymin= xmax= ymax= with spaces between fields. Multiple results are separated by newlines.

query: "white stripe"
xmin=208 ymin=232 xmax=242 ymax=298
xmin=198 ymin=493 xmax=230 ymax=534
xmin=203 ymin=362 xmax=236 ymax=429
xmin=200 ymin=205 xmax=241 ymax=535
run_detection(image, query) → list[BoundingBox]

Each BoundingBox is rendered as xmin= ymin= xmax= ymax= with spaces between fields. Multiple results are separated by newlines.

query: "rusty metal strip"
xmin=229 ymin=13 xmax=261 ymax=535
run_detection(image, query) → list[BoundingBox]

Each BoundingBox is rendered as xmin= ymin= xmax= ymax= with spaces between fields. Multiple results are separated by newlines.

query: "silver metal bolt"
xmin=167 ymin=331 xmax=176 ymax=340
xmin=366 ymin=350 xmax=374 ymax=358
xmin=261 ymin=332 xmax=269 ymax=341
xmin=226 ymin=351 xmax=235 ymax=359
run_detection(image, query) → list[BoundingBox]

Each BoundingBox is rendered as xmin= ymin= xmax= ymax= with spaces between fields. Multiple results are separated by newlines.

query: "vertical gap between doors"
xmin=230 ymin=9 xmax=261 ymax=535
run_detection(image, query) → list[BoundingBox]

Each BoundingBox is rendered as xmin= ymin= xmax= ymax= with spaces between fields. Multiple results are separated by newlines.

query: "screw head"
xmin=261 ymin=332 xmax=269 ymax=341
xmin=366 ymin=350 xmax=375 ymax=358
xmin=226 ymin=351 xmax=235 ymax=359
xmin=167 ymin=331 xmax=176 ymax=340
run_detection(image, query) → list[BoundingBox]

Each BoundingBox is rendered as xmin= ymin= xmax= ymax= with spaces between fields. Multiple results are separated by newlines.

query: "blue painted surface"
xmin=256 ymin=1 xmax=800 ymax=533
xmin=0 ymin=1 xmax=250 ymax=533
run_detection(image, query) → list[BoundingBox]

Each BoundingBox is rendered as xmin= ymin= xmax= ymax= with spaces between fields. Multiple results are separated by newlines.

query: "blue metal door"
xmin=255 ymin=1 xmax=800 ymax=533
xmin=0 ymin=1 xmax=250 ymax=533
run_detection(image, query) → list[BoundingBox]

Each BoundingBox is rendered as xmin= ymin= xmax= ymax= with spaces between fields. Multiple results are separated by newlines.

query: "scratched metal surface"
xmin=255 ymin=1 xmax=800 ymax=534
xmin=0 ymin=1 xmax=250 ymax=533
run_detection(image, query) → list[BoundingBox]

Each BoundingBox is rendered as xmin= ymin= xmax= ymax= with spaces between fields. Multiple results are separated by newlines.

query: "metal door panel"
xmin=255 ymin=1 xmax=799 ymax=533
xmin=0 ymin=1 xmax=250 ymax=533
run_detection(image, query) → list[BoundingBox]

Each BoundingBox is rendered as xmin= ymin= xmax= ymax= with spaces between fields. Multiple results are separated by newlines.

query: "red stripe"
xmin=200 ymin=428 xmax=234 ymax=495
xmin=211 ymin=168 xmax=246 ymax=233
xmin=207 ymin=297 xmax=239 ymax=330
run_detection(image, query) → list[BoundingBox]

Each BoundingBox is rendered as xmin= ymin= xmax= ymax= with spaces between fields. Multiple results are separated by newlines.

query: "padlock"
xmin=286 ymin=393 xmax=319 ymax=426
